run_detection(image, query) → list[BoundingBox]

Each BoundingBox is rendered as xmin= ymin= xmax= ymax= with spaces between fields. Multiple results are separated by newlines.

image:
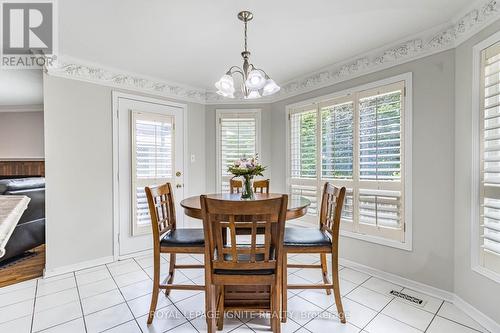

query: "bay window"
xmin=287 ymin=74 xmax=412 ymax=249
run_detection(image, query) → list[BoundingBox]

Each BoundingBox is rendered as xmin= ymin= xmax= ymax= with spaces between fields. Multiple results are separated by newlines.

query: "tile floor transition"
xmin=0 ymin=253 xmax=490 ymax=333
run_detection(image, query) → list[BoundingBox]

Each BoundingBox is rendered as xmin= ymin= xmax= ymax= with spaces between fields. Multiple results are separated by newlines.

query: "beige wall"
xmin=205 ymin=51 xmax=456 ymax=292
xmin=43 ymin=74 xmax=206 ymax=272
xmin=271 ymin=50 xmax=456 ymax=291
xmin=0 ymin=111 xmax=44 ymax=160
xmin=454 ymin=19 xmax=500 ymax=323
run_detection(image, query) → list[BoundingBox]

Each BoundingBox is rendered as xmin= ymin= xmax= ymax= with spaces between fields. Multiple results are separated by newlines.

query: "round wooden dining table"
xmin=179 ymin=193 xmax=310 ymax=316
xmin=180 ymin=193 xmax=311 ymax=220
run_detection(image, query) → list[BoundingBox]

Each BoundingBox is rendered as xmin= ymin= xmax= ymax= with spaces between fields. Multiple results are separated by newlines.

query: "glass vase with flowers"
xmin=228 ymin=154 xmax=266 ymax=199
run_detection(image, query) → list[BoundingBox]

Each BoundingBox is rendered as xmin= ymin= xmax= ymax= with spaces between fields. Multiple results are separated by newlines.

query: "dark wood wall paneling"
xmin=0 ymin=161 xmax=45 ymax=178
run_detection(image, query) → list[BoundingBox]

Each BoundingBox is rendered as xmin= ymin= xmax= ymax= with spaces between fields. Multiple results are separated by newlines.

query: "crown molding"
xmin=47 ymin=57 xmax=207 ymax=104
xmin=47 ymin=0 xmax=499 ymax=105
xmin=0 ymin=104 xmax=44 ymax=112
xmin=262 ymin=0 xmax=500 ymax=103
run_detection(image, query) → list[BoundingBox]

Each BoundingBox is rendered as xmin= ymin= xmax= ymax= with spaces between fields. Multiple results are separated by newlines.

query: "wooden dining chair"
xmin=201 ymin=194 xmax=288 ymax=333
xmin=281 ymin=183 xmax=346 ymax=323
xmin=229 ymin=178 xmax=270 ymax=194
xmin=145 ymin=183 xmax=205 ymax=324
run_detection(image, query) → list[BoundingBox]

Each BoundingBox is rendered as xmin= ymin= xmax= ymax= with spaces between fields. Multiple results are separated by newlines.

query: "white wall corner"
xmin=340 ymin=258 xmax=500 ymax=332
xmin=453 ymin=295 xmax=500 ymax=333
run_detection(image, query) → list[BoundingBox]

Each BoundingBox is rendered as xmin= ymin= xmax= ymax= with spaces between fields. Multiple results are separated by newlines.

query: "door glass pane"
xmin=135 ymin=119 xmax=173 ymax=179
xmin=133 ymin=114 xmax=173 ymax=229
xmin=135 ymin=187 xmax=150 ymax=227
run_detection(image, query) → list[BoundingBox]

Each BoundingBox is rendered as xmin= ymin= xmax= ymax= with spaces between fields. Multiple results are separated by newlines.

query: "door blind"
xmin=132 ymin=111 xmax=174 ymax=234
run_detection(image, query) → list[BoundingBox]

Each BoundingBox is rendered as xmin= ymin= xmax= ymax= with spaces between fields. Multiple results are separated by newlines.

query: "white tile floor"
xmin=0 ymin=253 xmax=489 ymax=333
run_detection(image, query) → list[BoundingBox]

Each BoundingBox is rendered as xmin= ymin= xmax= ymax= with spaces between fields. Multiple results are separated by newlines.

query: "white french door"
xmin=115 ymin=94 xmax=185 ymax=257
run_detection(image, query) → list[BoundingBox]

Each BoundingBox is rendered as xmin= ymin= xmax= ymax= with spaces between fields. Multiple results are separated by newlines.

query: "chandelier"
xmin=215 ymin=11 xmax=280 ymax=99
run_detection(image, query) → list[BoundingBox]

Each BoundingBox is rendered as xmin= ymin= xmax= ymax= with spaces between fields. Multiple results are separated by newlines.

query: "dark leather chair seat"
xmin=284 ymin=227 xmax=332 ymax=247
xmin=160 ymin=228 xmax=205 ymax=247
xmin=214 ymin=252 xmax=275 ymax=275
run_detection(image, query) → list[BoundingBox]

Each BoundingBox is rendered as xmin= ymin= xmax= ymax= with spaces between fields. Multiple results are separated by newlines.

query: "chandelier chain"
xmin=244 ymin=20 xmax=248 ymax=53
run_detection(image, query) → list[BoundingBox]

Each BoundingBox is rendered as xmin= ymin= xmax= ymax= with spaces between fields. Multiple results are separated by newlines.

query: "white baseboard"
xmin=339 ymin=258 xmax=500 ymax=332
xmin=453 ymin=295 xmax=500 ymax=333
xmin=339 ymin=258 xmax=455 ymax=302
xmin=43 ymin=255 xmax=114 ymax=278
xmin=117 ymin=249 xmax=152 ymax=261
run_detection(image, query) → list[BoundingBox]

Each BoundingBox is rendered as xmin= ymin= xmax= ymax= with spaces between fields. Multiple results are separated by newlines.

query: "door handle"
xmin=176 ymin=184 xmax=183 ymax=188
xmin=176 ymin=171 xmax=182 ymax=177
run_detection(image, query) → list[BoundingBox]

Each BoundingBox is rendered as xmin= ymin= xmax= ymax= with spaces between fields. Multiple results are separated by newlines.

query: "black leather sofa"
xmin=0 ymin=177 xmax=45 ymax=264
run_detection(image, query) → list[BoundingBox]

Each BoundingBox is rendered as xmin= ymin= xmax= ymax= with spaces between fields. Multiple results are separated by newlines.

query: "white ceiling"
xmin=0 ymin=70 xmax=43 ymax=106
xmin=58 ymin=0 xmax=473 ymax=90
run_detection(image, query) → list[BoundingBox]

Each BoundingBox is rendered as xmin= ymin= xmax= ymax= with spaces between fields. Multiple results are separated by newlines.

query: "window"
xmin=216 ymin=109 xmax=261 ymax=192
xmin=287 ymin=74 xmax=412 ymax=249
xmin=473 ymin=35 xmax=500 ymax=279
xmin=131 ymin=111 xmax=174 ymax=235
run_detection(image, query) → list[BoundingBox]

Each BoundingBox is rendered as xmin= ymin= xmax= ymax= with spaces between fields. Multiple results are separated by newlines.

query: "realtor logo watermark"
xmin=1 ymin=1 xmax=57 ymax=69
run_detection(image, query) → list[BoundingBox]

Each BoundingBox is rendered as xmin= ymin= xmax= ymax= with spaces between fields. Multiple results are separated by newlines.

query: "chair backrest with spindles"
xmin=253 ymin=179 xmax=270 ymax=193
xmin=229 ymin=179 xmax=242 ymax=194
xmin=200 ymin=195 xmax=287 ymax=272
xmin=319 ymin=183 xmax=346 ymax=245
xmin=229 ymin=178 xmax=270 ymax=194
xmin=145 ymin=183 xmax=176 ymax=248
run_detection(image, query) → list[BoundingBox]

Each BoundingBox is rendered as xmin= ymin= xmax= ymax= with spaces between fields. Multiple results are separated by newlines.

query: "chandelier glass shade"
xmin=215 ymin=11 xmax=280 ymax=99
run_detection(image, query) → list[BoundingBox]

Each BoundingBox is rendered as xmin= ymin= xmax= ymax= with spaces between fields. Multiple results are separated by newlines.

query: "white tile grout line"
xmin=357 ymin=290 xmax=394 ymax=332
xmin=0 ymin=288 xmax=38 ymax=310
xmin=72 ymin=272 xmax=89 ymax=333
xmin=430 ymin=313 xmax=490 ymax=333
xmin=1 ymin=253 xmax=489 ymax=333
xmin=131 ymin=256 xmax=201 ymax=333
xmin=29 ymin=279 xmax=38 ymax=333
xmin=369 ymin=296 xmax=437 ymax=332
xmin=424 ymin=301 xmax=444 ymax=333
xmin=104 ymin=262 xmax=144 ymax=333
xmin=287 ymin=278 xmax=365 ymax=331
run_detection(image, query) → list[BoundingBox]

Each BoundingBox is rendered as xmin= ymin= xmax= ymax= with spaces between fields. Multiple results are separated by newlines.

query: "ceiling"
xmin=58 ymin=0 xmax=473 ymax=91
xmin=0 ymin=70 xmax=43 ymax=106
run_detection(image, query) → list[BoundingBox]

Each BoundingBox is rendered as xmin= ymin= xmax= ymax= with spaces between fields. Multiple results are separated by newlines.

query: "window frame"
xmin=215 ymin=109 xmax=262 ymax=192
xmin=472 ymin=30 xmax=500 ymax=284
xmin=286 ymin=73 xmax=413 ymax=251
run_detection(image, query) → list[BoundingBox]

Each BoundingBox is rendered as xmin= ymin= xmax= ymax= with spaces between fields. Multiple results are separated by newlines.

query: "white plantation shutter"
xmin=356 ymin=83 xmax=405 ymax=241
xmin=132 ymin=111 xmax=174 ymax=235
xmin=480 ymin=42 xmax=500 ymax=273
xmin=290 ymin=108 xmax=319 ymax=217
xmin=288 ymin=77 xmax=409 ymax=245
xmin=359 ymin=90 xmax=401 ymax=181
xmin=216 ymin=110 xmax=261 ymax=192
xmin=321 ymin=101 xmax=354 ymax=179
xmin=320 ymin=98 xmax=355 ymax=225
